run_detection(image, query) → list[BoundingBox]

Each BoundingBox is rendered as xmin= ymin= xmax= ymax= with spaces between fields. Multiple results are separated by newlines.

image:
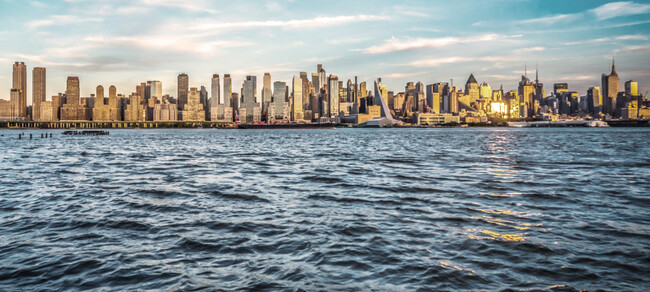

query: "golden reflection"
xmin=481 ymin=229 xmax=525 ymax=242
xmin=466 ymin=228 xmax=526 ymax=242
xmin=439 ymin=261 xmax=477 ymax=275
xmin=482 ymin=192 xmax=523 ymax=198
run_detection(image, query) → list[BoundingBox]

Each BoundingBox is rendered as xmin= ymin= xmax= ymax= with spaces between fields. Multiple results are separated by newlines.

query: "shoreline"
xmin=0 ymin=119 xmax=648 ymax=130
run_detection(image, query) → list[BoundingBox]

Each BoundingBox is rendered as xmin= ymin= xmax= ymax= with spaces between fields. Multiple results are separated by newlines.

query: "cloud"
xmin=27 ymin=15 xmax=102 ymax=28
xmin=616 ymin=34 xmax=648 ymax=41
xmin=517 ymin=14 xmax=577 ymax=25
xmin=192 ymin=15 xmax=389 ymax=30
xmin=517 ymin=47 xmax=546 ymax=52
xmin=409 ymin=55 xmax=536 ymax=68
xmin=389 ymin=6 xmax=431 ymax=17
xmin=361 ymin=34 xmax=509 ymax=54
xmin=327 ymin=37 xmax=371 ymax=45
xmin=84 ymin=35 xmax=253 ymax=54
xmin=382 ymin=71 xmax=428 ymax=79
xmin=614 ymin=44 xmax=650 ymax=56
xmin=565 ymin=35 xmax=648 ymax=45
xmin=265 ymin=1 xmax=282 ymax=12
xmin=409 ymin=57 xmax=473 ymax=67
xmin=590 ymin=1 xmax=650 ymax=20
xmin=140 ymin=0 xmax=218 ymax=14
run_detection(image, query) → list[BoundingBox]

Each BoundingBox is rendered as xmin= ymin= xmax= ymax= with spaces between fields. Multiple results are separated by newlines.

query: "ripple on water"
xmin=0 ymin=128 xmax=649 ymax=290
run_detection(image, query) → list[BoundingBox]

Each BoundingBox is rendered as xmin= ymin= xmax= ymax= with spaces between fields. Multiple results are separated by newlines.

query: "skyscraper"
xmin=554 ymin=83 xmax=569 ymax=94
xmin=270 ymin=81 xmax=288 ymax=122
xmin=66 ymin=76 xmax=80 ymax=105
xmin=32 ymin=67 xmax=46 ymax=121
xmin=60 ymin=76 xmax=91 ymax=121
xmin=12 ymin=62 xmax=27 ymax=118
xmin=328 ymin=74 xmax=339 ymax=118
xmin=224 ymin=74 xmax=232 ymax=108
xmin=292 ymin=75 xmax=303 ymax=121
xmin=587 ymin=86 xmax=602 ymax=115
xmin=177 ymin=73 xmax=189 ymax=110
xmin=211 ymin=74 xmax=220 ymax=107
xmin=150 ymin=80 xmax=162 ymax=99
xmin=262 ymin=73 xmax=271 ymax=116
xmin=518 ymin=75 xmax=535 ymax=117
xmin=625 ymin=80 xmax=638 ymax=97
xmin=181 ymin=87 xmax=206 ymax=121
xmin=465 ymin=74 xmax=479 ymax=106
xmin=240 ymin=76 xmax=261 ymax=123
xmin=601 ymin=60 xmax=620 ymax=115
xmin=426 ymin=84 xmax=441 ymax=114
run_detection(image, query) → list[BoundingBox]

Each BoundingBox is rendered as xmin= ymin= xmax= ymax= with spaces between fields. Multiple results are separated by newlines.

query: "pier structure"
xmin=0 ymin=121 xmax=235 ymax=129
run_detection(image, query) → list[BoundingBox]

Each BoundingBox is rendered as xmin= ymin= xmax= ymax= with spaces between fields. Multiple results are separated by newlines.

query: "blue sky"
xmin=0 ymin=0 xmax=649 ymax=104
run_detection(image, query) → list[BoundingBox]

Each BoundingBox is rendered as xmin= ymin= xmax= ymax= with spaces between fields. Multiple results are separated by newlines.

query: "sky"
xmin=0 ymin=0 xmax=649 ymax=104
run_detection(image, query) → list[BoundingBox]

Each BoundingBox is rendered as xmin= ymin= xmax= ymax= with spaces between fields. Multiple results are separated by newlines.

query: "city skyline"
xmin=0 ymin=0 xmax=649 ymax=102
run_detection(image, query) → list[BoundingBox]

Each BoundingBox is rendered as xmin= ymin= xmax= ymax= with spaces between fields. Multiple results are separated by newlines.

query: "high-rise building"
xmin=625 ymin=80 xmax=638 ymax=97
xmin=12 ymin=62 xmax=27 ymax=119
xmin=224 ymin=74 xmax=232 ymax=108
xmin=317 ymin=64 xmax=327 ymax=94
xmin=292 ymin=75 xmax=303 ymax=121
xmin=211 ymin=74 xmax=220 ymax=106
xmin=426 ymin=84 xmax=441 ymax=114
xmin=181 ymin=87 xmax=206 ymax=121
xmin=177 ymin=73 xmax=189 ymax=110
xmin=66 ymin=77 xmax=80 ymax=106
xmin=479 ymin=82 xmax=492 ymax=101
xmin=200 ymin=86 xmax=209 ymax=111
xmin=240 ymin=76 xmax=261 ymax=123
xmin=60 ymin=76 xmax=90 ymax=121
xmin=269 ymin=81 xmax=288 ymax=122
xmin=328 ymin=74 xmax=339 ymax=118
xmin=587 ymin=87 xmax=602 ymax=115
xmin=32 ymin=67 xmax=46 ymax=121
xmin=465 ymin=74 xmax=479 ymax=106
xmin=554 ymin=83 xmax=569 ymax=94
xmin=150 ymin=80 xmax=162 ymax=98
xmin=601 ymin=60 xmax=620 ymax=115
xmin=518 ymin=75 xmax=535 ymax=117
xmin=262 ymin=73 xmax=271 ymax=117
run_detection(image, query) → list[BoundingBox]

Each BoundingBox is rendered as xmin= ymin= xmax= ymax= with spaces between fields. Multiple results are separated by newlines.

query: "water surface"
xmin=1 ymin=128 xmax=649 ymax=290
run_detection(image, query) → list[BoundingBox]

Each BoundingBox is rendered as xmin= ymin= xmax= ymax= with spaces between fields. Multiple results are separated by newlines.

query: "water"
xmin=1 ymin=128 xmax=649 ymax=291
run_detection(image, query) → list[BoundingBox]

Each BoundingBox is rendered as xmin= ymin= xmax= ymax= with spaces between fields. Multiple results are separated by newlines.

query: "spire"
xmin=611 ymin=58 xmax=617 ymax=75
xmin=525 ymin=63 xmax=527 ymax=78
xmin=535 ymin=63 xmax=539 ymax=84
xmin=466 ymin=73 xmax=477 ymax=85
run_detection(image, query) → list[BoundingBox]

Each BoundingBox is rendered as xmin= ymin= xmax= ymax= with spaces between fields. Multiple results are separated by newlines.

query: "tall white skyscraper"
xmin=292 ymin=75 xmax=303 ymax=121
xmin=150 ymin=80 xmax=162 ymax=98
xmin=224 ymin=74 xmax=232 ymax=108
xmin=211 ymin=74 xmax=220 ymax=107
xmin=328 ymin=74 xmax=339 ymax=118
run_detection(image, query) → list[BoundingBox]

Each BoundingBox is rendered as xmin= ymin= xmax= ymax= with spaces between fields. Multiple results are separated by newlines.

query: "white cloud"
xmin=192 ymin=15 xmax=389 ymax=30
xmin=27 ymin=15 xmax=102 ymax=28
xmin=517 ymin=47 xmax=546 ymax=52
xmin=564 ymin=35 xmax=648 ymax=46
xmin=382 ymin=71 xmax=428 ymax=79
xmin=84 ymin=35 xmax=253 ymax=54
xmin=614 ymin=44 xmax=650 ymax=56
xmin=591 ymin=1 xmax=650 ymax=20
xmin=140 ymin=0 xmax=218 ymax=14
xmin=409 ymin=57 xmax=473 ymax=67
xmin=616 ymin=34 xmax=649 ymax=41
xmin=361 ymin=34 xmax=508 ymax=54
xmin=518 ymin=14 xmax=577 ymax=25
xmin=265 ymin=1 xmax=282 ymax=12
